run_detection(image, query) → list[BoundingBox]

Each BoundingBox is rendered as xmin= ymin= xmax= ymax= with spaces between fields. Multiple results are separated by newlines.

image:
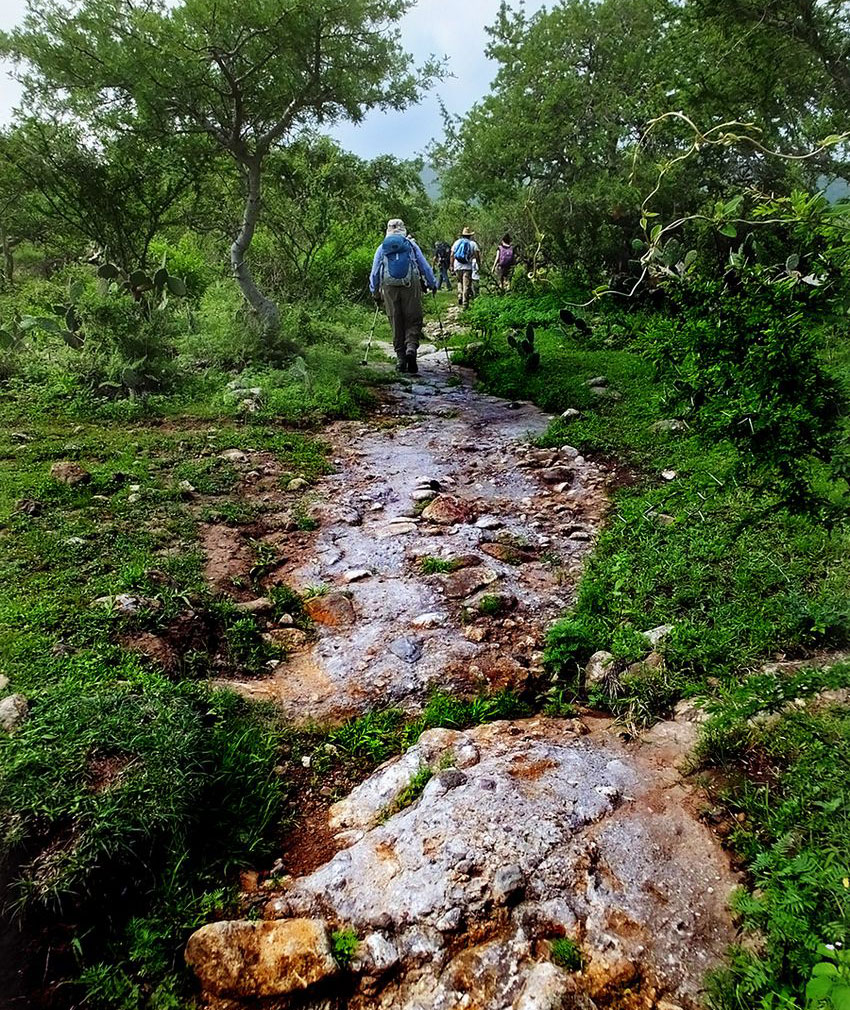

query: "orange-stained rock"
xmin=184 ymin=918 xmax=337 ymax=998
xmin=305 ymin=592 xmax=355 ymax=627
xmin=421 ymin=494 xmax=475 ymax=525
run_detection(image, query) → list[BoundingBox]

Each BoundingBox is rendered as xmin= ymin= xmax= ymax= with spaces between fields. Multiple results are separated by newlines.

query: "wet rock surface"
xmin=225 ymin=323 xmax=609 ymax=722
xmin=192 ymin=716 xmax=738 ymax=1010
xmin=189 ymin=313 xmax=740 ymax=1009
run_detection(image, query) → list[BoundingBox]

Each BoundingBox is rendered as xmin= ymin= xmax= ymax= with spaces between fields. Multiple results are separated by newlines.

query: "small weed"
xmin=477 ymin=594 xmax=507 ymax=616
xmin=419 ymin=556 xmax=462 ymax=575
xmin=303 ymin=584 xmax=329 ymax=600
xmin=331 ymin=928 xmax=359 ymax=969
xmin=292 ymin=500 xmax=319 ymax=531
xmin=550 ymin=937 xmax=584 ymax=971
xmin=379 ymin=766 xmax=433 ymax=822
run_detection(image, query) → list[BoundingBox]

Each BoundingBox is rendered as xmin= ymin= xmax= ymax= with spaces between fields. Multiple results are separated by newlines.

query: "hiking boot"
xmin=396 ymin=355 xmax=408 ymax=373
xmin=405 ymin=350 xmax=419 ymax=374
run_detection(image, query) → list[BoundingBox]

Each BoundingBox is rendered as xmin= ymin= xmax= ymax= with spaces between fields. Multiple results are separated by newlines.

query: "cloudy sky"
xmin=0 ymin=0 xmax=546 ymax=159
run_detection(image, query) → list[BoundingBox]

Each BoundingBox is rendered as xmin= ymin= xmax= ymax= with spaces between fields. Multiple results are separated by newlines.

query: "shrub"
xmin=639 ymin=273 xmax=844 ymax=487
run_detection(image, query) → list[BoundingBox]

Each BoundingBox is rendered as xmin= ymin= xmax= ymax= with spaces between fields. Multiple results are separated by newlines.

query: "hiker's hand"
xmin=372 ymin=290 xmax=383 ymax=306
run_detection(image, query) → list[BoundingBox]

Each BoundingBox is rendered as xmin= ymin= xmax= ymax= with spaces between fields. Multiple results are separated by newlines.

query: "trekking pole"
xmin=361 ymin=305 xmax=381 ymax=366
xmin=432 ymin=292 xmax=452 ymax=371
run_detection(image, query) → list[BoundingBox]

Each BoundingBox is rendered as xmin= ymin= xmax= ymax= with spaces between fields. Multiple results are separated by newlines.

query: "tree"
xmin=262 ymin=136 xmax=429 ymax=296
xmin=1 ymin=0 xmax=438 ymax=337
xmin=432 ymin=0 xmax=846 ymax=281
xmin=2 ymin=122 xmax=208 ymax=273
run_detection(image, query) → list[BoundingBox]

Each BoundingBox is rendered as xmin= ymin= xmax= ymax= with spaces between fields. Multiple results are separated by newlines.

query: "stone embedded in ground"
xmin=376 ymin=519 xmax=419 ymax=539
xmin=277 ymin=718 xmax=737 ymax=1010
xmin=585 ymin=650 xmax=616 ymax=688
xmin=287 ymin=477 xmax=310 ymax=492
xmin=650 ymin=419 xmax=688 ymax=434
xmin=49 ymin=461 xmax=90 ymax=485
xmin=538 ymin=466 xmax=574 ymax=484
xmin=585 ymin=375 xmax=608 ymax=388
xmin=480 ymin=542 xmax=536 ymax=565
xmin=343 ymin=569 xmax=372 ymax=584
xmin=184 ymin=918 xmax=337 ymax=998
xmin=475 ymin=515 xmax=504 ymax=530
xmin=92 ymin=593 xmax=157 ymax=615
xmin=421 ymin=494 xmax=475 ymax=525
xmin=411 ymin=489 xmax=437 ymax=503
xmin=218 ymin=448 xmax=248 ymax=463
xmin=441 ymin=565 xmax=498 ymax=599
xmin=234 ymin=597 xmax=273 ymax=614
xmin=561 ymin=408 xmax=581 ymax=420
xmin=264 ymin=627 xmax=310 ymax=650
xmin=643 ymin=624 xmax=674 ymax=648
xmin=389 ymin=637 xmax=423 ymax=664
xmin=0 ymin=693 xmax=29 ymax=733
xmin=305 ymin=592 xmax=356 ymax=627
xmin=410 ymin=612 xmax=446 ymax=629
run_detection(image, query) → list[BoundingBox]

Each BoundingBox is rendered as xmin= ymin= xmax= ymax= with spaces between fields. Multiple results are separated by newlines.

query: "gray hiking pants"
xmin=382 ymin=282 xmax=423 ymax=357
xmin=456 ymin=269 xmax=473 ymax=309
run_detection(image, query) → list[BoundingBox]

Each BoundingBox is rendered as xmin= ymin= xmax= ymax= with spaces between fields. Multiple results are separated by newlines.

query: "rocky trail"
xmin=187 ymin=312 xmax=741 ymax=1010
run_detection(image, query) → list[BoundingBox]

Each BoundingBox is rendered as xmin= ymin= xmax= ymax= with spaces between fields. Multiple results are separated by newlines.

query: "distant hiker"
xmin=433 ymin=240 xmax=452 ymax=290
xmin=370 ymin=218 xmax=437 ymax=375
xmin=493 ymin=234 xmax=516 ymax=292
xmin=471 ymin=255 xmax=481 ymax=301
xmin=451 ymin=227 xmax=481 ymax=310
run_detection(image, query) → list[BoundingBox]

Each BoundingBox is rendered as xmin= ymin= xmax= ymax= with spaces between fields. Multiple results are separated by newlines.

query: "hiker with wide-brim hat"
xmin=451 ymin=227 xmax=481 ymax=310
xmin=369 ymin=218 xmax=437 ymax=375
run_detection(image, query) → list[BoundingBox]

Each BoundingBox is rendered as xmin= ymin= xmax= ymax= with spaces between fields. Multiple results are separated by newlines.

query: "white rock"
xmin=585 ymin=650 xmax=616 ymax=687
xmin=642 ymin=624 xmax=674 ymax=648
xmin=661 ymin=470 xmax=677 ymax=481
xmin=343 ymin=569 xmax=372 ymax=584
xmin=287 ymin=478 xmax=309 ymax=492
xmin=0 ymin=693 xmax=28 ymax=733
xmin=219 ymin=449 xmax=248 ymax=463
xmin=410 ymin=612 xmax=446 ymax=629
xmin=475 ymin=516 xmax=504 ymax=530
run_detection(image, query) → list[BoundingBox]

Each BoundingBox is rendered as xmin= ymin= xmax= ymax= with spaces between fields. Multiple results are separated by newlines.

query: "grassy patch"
xmin=379 ymin=766 xmax=434 ymax=822
xmin=698 ymin=664 xmax=850 ymax=1009
xmin=419 ymin=556 xmax=463 ymax=575
xmin=550 ymin=937 xmax=585 ymax=971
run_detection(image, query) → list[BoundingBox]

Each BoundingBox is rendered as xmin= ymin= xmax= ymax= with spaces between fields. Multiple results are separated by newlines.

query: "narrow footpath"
xmin=188 ymin=311 xmax=741 ymax=1010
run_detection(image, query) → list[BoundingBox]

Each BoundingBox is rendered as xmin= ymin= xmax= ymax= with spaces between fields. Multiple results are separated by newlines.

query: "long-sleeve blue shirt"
xmin=370 ymin=238 xmax=437 ymax=293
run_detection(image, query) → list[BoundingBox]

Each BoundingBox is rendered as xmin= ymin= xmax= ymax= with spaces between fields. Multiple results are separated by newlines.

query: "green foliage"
xmin=700 ymin=671 xmax=850 ymax=1009
xmin=550 ymin=937 xmax=584 ymax=972
xmin=419 ymin=556 xmax=462 ymax=575
xmin=330 ymin=928 xmax=359 ymax=969
xmin=379 ymin=766 xmax=434 ymax=821
xmin=639 ymin=272 xmax=845 ymax=483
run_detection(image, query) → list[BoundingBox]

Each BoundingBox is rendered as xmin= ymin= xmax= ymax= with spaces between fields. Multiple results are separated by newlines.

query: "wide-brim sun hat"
xmin=462 ymin=226 xmax=475 ymax=236
xmin=386 ymin=218 xmax=408 ymax=236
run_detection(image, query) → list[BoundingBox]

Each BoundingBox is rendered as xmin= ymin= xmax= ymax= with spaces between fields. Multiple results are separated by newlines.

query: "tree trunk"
xmin=231 ymin=159 xmax=280 ymax=338
xmin=0 ymin=226 xmax=13 ymax=288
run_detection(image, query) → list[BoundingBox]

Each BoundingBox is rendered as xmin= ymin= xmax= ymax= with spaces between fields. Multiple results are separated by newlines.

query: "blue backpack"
xmin=381 ymin=234 xmax=415 ymax=287
xmin=454 ymin=237 xmax=473 ymax=265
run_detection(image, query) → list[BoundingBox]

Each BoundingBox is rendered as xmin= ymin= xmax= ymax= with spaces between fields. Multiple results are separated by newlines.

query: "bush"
xmin=639 ymin=273 xmax=845 ymax=486
xmin=148 ymin=234 xmax=218 ymax=299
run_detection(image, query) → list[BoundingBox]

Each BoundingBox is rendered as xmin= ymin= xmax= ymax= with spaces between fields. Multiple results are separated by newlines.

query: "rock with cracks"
xmin=265 ymin=717 xmax=738 ymax=1010
xmin=184 ymin=918 xmax=337 ymax=999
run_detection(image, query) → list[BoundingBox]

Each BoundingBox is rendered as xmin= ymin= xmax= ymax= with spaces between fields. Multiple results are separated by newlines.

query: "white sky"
xmin=0 ymin=0 xmax=547 ymax=159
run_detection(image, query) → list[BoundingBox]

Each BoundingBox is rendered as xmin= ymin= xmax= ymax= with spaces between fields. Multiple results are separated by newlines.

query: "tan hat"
xmin=461 ymin=226 xmax=475 ymax=237
xmin=386 ymin=218 xmax=408 ymax=236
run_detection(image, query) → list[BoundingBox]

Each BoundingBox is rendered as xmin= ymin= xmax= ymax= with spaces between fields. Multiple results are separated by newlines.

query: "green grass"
xmin=419 ymin=555 xmax=463 ymax=575
xmin=699 ymin=664 xmax=850 ymax=1009
xmin=550 ymin=937 xmax=584 ymax=971
xmin=0 ymin=379 xmax=345 ymax=1006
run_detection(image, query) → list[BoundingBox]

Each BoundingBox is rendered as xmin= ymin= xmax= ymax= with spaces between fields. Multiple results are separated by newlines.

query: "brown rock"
xmin=421 ymin=494 xmax=474 ymax=525
xmin=50 ymin=461 xmax=91 ymax=486
xmin=264 ymin=628 xmax=310 ymax=650
xmin=184 ymin=918 xmax=337 ymax=998
xmin=537 ymin=466 xmax=574 ymax=484
xmin=480 ymin=542 xmax=536 ymax=565
xmin=305 ymin=592 xmax=355 ymax=627
xmin=442 ymin=566 xmax=498 ymax=599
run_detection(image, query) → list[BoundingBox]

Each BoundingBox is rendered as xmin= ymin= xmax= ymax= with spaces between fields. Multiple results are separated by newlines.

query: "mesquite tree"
xmin=2 ymin=0 xmax=435 ymax=337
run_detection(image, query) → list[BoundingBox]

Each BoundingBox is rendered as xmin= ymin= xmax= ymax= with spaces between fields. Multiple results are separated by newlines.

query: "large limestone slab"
xmin=272 ymin=717 xmax=738 ymax=1010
